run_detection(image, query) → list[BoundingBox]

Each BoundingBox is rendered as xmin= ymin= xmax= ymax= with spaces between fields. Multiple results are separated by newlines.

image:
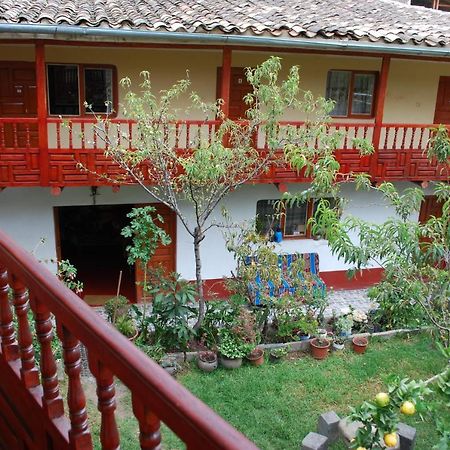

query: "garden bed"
xmin=168 ymin=327 xmax=423 ymax=363
xmin=79 ymin=333 xmax=448 ymax=450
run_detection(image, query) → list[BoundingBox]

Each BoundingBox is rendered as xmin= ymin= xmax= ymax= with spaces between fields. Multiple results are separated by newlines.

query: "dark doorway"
xmin=56 ymin=204 xmax=136 ymax=305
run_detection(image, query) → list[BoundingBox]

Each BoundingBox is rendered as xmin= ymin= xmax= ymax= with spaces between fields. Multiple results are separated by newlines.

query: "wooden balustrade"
xmin=0 ymin=117 xmax=448 ymax=187
xmin=0 ymin=228 xmax=257 ymax=450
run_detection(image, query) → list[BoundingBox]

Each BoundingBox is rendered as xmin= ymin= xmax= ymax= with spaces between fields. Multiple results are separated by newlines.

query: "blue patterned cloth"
xmin=245 ymin=253 xmax=326 ymax=305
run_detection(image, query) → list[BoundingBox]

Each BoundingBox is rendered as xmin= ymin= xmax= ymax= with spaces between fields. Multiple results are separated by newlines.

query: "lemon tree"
xmin=349 ymin=377 xmax=432 ymax=450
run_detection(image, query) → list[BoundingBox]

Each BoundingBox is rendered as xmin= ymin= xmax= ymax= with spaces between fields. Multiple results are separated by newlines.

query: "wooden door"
xmin=419 ymin=196 xmax=443 ymax=223
xmin=217 ymin=67 xmax=253 ymax=120
xmin=434 ymin=76 xmax=450 ymax=124
xmin=135 ymin=204 xmax=176 ymax=301
xmin=0 ymin=62 xmax=38 ymax=147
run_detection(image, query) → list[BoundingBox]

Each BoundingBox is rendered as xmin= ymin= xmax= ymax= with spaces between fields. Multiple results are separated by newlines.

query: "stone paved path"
xmin=325 ymin=288 xmax=375 ymax=318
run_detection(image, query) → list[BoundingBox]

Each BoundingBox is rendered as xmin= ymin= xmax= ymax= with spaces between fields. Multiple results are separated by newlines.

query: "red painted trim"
xmin=320 ymin=268 xmax=384 ymax=290
xmin=220 ymin=48 xmax=232 ymax=117
xmin=370 ymin=56 xmax=390 ymax=176
xmin=2 ymin=39 xmax=450 ymax=63
xmin=35 ymin=42 xmax=49 ymax=186
xmin=201 ymin=267 xmax=384 ymax=299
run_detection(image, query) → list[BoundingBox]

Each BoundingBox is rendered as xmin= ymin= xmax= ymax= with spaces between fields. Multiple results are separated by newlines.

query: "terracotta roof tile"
xmin=0 ymin=0 xmax=449 ymax=47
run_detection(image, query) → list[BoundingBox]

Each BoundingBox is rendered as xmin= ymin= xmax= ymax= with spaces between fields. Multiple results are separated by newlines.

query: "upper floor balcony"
xmin=0 ymin=117 xmax=448 ymax=188
xmin=0 ymin=43 xmax=449 ymax=189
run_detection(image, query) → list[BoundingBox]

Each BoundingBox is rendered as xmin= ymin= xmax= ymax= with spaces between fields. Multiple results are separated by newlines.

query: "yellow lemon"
xmin=384 ymin=433 xmax=398 ymax=448
xmin=375 ymin=392 xmax=390 ymax=407
xmin=400 ymin=400 xmax=416 ymax=415
xmin=356 ymin=447 xmax=367 ymax=450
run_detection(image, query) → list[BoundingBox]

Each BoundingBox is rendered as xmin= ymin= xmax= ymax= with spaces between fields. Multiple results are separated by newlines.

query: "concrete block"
xmin=338 ymin=418 xmax=363 ymax=444
xmin=317 ymin=411 xmax=340 ymax=443
xmin=301 ymin=432 xmax=328 ymax=450
xmin=398 ymin=422 xmax=417 ymax=450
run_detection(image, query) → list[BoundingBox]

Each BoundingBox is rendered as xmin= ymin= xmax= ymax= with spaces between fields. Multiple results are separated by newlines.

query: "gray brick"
xmin=301 ymin=432 xmax=328 ymax=450
xmin=317 ymin=411 xmax=340 ymax=443
xmin=398 ymin=422 xmax=417 ymax=450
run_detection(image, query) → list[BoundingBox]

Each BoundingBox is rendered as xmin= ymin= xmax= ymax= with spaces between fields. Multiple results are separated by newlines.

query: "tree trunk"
xmin=193 ymin=227 xmax=205 ymax=330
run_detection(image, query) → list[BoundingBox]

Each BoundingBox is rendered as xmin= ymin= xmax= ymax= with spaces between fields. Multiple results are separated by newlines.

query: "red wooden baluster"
xmin=132 ymin=395 xmax=161 ymax=450
xmin=383 ymin=127 xmax=390 ymax=149
xmin=0 ymin=266 xmax=19 ymax=361
xmin=69 ymin=122 xmax=73 ymax=150
xmin=88 ymin=355 xmax=120 ymax=450
xmin=128 ymin=121 xmax=133 ymax=150
xmin=401 ymin=126 xmax=407 ymax=149
xmin=10 ymin=275 xmax=39 ymax=387
xmin=393 ymin=127 xmax=399 ymax=150
xmin=419 ymin=127 xmax=425 ymax=150
xmin=208 ymin=122 xmax=213 ymax=146
xmin=13 ymin=123 xmax=18 ymax=148
xmin=56 ymin=121 xmax=61 ymax=149
xmin=363 ymin=126 xmax=368 ymax=140
xmin=410 ymin=127 xmax=417 ymax=150
xmin=58 ymin=324 xmax=93 ymax=449
xmin=116 ymin=123 xmax=121 ymax=147
xmin=93 ymin=124 xmax=98 ymax=150
xmin=343 ymin=126 xmax=349 ymax=149
xmin=0 ymin=123 xmax=5 ymax=148
xmin=25 ymin=124 xmax=30 ymax=149
xmin=105 ymin=122 xmax=110 ymax=150
xmin=81 ymin=122 xmax=85 ymax=150
xmin=32 ymin=296 xmax=64 ymax=419
xmin=186 ymin=122 xmax=190 ymax=149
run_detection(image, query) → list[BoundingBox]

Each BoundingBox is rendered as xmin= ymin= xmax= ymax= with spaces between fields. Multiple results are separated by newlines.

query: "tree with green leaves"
xmin=93 ymin=56 xmax=372 ymax=329
xmin=307 ymin=126 xmax=450 ymax=450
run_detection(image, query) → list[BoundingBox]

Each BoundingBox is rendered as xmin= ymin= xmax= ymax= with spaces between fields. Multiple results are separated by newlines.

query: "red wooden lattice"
xmin=0 ymin=118 xmax=448 ymax=187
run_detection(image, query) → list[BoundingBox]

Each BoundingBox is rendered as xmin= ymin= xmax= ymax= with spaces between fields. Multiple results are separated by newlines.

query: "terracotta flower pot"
xmin=246 ymin=348 xmax=265 ymax=366
xmin=310 ymin=338 xmax=330 ymax=360
xmin=352 ymin=336 xmax=368 ymax=354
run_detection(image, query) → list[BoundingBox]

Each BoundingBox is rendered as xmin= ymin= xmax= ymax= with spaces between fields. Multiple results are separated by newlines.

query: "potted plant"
xmin=334 ymin=312 xmax=353 ymax=337
xmin=332 ymin=335 xmax=345 ymax=351
xmin=269 ymin=346 xmax=288 ymax=363
xmin=104 ymin=295 xmax=139 ymax=340
xmin=310 ymin=332 xmax=331 ymax=360
xmin=197 ymin=350 xmax=218 ymax=372
xmin=217 ymin=329 xmax=250 ymax=369
xmin=352 ymin=336 xmax=369 ymax=354
xmin=246 ymin=347 xmax=265 ymax=366
xmin=115 ymin=315 xmax=139 ymax=341
xmin=297 ymin=316 xmax=318 ymax=341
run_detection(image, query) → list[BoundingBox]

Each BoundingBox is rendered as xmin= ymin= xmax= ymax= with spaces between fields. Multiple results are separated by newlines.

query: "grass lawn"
xmin=85 ymin=333 xmax=449 ymax=449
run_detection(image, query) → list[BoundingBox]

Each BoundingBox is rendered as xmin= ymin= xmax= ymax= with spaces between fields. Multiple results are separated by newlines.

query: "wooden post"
xmin=36 ymin=42 xmax=49 ymax=186
xmin=370 ymin=56 xmax=390 ymax=180
xmin=220 ymin=48 xmax=232 ymax=117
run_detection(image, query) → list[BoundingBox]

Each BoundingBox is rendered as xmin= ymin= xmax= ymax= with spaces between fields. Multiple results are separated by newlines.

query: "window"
xmin=326 ymin=70 xmax=377 ymax=118
xmin=47 ymin=64 xmax=115 ymax=116
xmin=256 ymin=198 xmax=338 ymax=239
xmin=411 ymin=0 xmax=450 ymax=11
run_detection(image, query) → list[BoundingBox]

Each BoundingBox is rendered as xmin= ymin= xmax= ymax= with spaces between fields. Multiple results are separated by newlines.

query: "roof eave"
xmin=0 ymin=24 xmax=450 ymax=58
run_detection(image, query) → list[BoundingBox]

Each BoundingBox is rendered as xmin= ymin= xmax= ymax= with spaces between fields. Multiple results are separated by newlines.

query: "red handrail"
xmin=0 ymin=228 xmax=258 ymax=450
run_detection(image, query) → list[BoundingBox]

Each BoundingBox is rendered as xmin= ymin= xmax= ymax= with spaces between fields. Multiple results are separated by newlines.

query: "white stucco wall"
xmin=0 ymin=182 xmax=420 ymax=280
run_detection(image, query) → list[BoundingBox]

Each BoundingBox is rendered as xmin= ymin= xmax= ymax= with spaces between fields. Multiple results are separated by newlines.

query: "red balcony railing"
xmin=0 ymin=228 xmax=258 ymax=449
xmin=0 ymin=118 xmax=448 ymax=187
